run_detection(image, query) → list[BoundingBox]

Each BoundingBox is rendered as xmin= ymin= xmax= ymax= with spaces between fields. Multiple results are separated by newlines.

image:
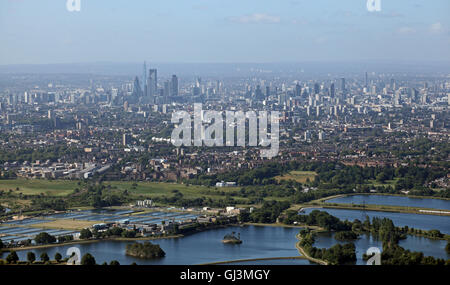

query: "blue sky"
xmin=0 ymin=0 xmax=449 ymax=64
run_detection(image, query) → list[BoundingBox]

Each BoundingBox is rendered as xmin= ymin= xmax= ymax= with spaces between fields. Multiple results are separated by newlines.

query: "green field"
xmin=0 ymin=179 xmax=250 ymax=203
xmin=106 ymin=181 xmax=250 ymax=202
xmin=0 ymin=179 xmax=79 ymax=196
xmin=275 ymin=171 xmax=317 ymax=184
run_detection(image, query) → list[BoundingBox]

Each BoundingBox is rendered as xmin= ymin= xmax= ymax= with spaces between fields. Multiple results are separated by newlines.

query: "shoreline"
xmin=317 ymin=193 xmax=450 ymax=203
xmin=197 ymin=256 xmax=308 ymax=265
xmin=295 ymin=233 xmax=328 ymax=265
xmin=0 ymin=234 xmax=184 ymax=253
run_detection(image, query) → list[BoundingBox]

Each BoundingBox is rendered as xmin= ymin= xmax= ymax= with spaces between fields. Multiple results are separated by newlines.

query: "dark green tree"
xmin=81 ymin=253 xmax=96 ymax=265
xmin=6 ymin=251 xmax=19 ymax=264
xmin=27 ymin=252 xmax=36 ymax=263
xmin=54 ymin=252 xmax=62 ymax=262
xmin=34 ymin=232 xmax=56 ymax=244
xmin=40 ymin=252 xmax=50 ymax=262
xmin=80 ymin=228 xmax=93 ymax=239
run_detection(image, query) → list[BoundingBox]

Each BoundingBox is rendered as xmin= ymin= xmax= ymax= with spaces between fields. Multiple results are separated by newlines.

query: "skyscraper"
xmin=171 ymin=75 xmax=179 ymax=97
xmin=164 ymin=80 xmax=171 ymax=102
xmin=340 ymin=78 xmax=346 ymax=92
xmin=147 ymin=69 xmax=157 ymax=98
xmin=295 ymin=83 xmax=301 ymax=97
xmin=330 ymin=83 xmax=335 ymax=98
xmin=142 ymin=61 xmax=147 ymax=91
xmin=314 ymin=83 xmax=320 ymax=95
xmin=365 ymin=72 xmax=368 ymax=88
xmin=132 ymin=76 xmax=143 ymax=98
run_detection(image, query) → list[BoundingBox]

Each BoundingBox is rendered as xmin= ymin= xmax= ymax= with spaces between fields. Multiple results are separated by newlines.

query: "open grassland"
xmin=32 ymin=219 xmax=100 ymax=230
xmin=106 ymin=181 xmax=251 ymax=202
xmin=275 ymin=171 xmax=317 ymax=184
xmin=0 ymin=179 xmax=256 ymax=204
xmin=0 ymin=179 xmax=79 ymax=196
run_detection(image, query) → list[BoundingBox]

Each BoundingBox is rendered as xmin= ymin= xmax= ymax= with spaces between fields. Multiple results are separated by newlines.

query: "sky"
xmin=0 ymin=0 xmax=449 ymax=65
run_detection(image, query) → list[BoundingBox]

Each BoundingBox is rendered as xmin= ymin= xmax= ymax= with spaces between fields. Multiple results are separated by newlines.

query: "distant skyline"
xmin=0 ymin=0 xmax=449 ymax=65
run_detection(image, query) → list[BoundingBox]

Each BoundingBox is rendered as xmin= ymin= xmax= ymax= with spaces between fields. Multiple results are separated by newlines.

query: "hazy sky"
xmin=0 ymin=0 xmax=449 ymax=64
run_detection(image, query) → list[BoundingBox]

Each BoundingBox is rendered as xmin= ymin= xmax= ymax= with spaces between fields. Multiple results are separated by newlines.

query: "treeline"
xmin=239 ymin=201 xmax=291 ymax=223
xmin=0 ymin=145 xmax=82 ymax=164
xmin=152 ymin=191 xmax=238 ymax=208
xmin=189 ymin=160 xmax=448 ymax=196
xmin=0 ymin=251 xmax=115 ymax=265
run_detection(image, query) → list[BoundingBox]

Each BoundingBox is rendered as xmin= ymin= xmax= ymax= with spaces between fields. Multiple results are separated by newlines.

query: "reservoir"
xmin=325 ymin=195 xmax=450 ymax=211
xmin=301 ymin=208 xmax=450 ymax=234
xmin=2 ymin=224 xmax=448 ymax=265
xmin=4 ymin=225 xmax=305 ymax=265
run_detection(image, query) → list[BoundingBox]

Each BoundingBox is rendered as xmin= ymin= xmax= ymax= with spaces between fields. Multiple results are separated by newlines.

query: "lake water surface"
xmin=325 ymin=195 xmax=450 ymax=211
xmin=302 ymin=208 xmax=450 ymax=234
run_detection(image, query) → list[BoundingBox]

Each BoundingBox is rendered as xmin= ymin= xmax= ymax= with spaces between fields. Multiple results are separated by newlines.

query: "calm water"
xmin=226 ymin=258 xmax=313 ymax=265
xmin=2 ymin=224 xmax=448 ymax=265
xmin=4 ymin=226 xmax=303 ymax=265
xmin=312 ymin=232 xmax=450 ymax=265
xmin=302 ymin=208 xmax=450 ymax=234
xmin=325 ymin=195 xmax=450 ymax=211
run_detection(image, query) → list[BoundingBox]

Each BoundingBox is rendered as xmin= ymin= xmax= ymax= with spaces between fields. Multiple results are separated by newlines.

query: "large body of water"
xmin=325 ymin=195 xmax=450 ymax=211
xmin=302 ymin=208 xmax=450 ymax=234
xmin=3 ymin=224 xmax=448 ymax=265
xmin=4 ymin=226 xmax=309 ymax=265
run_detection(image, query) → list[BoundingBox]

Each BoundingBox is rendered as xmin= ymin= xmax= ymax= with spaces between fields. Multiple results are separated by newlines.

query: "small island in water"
xmin=125 ymin=242 xmax=166 ymax=259
xmin=222 ymin=232 xmax=242 ymax=244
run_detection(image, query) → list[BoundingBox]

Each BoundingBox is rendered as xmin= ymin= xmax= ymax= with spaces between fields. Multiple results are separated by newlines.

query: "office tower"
xmin=255 ymin=85 xmax=263 ymax=100
xmin=53 ymin=116 xmax=60 ymax=129
xmin=318 ymin=130 xmax=325 ymax=141
xmin=171 ymin=75 xmax=179 ymax=97
xmin=132 ymin=76 xmax=143 ymax=98
xmin=123 ymin=134 xmax=131 ymax=146
xmin=340 ymin=78 xmax=346 ymax=92
xmin=295 ymin=83 xmax=301 ymax=97
xmin=147 ymin=69 xmax=157 ymax=98
xmin=164 ymin=80 xmax=171 ymax=102
xmin=314 ymin=83 xmax=320 ymax=95
xmin=266 ymin=86 xmax=270 ymax=98
xmin=142 ymin=61 xmax=147 ymax=91
xmin=278 ymin=93 xmax=287 ymax=105
xmin=48 ymin=110 xmax=53 ymax=120
xmin=365 ymin=72 xmax=368 ymax=88
xmin=330 ymin=83 xmax=335 ymax=98
xmin=391 ymin=78 xmax=396 ymax=90
xmin=304 ymin=130 xmax=311 ymax=141
xmin=316 ymin=106 xmax=320 ymax=117
xmin=216 ymin=80 xmax=221 ymax=94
